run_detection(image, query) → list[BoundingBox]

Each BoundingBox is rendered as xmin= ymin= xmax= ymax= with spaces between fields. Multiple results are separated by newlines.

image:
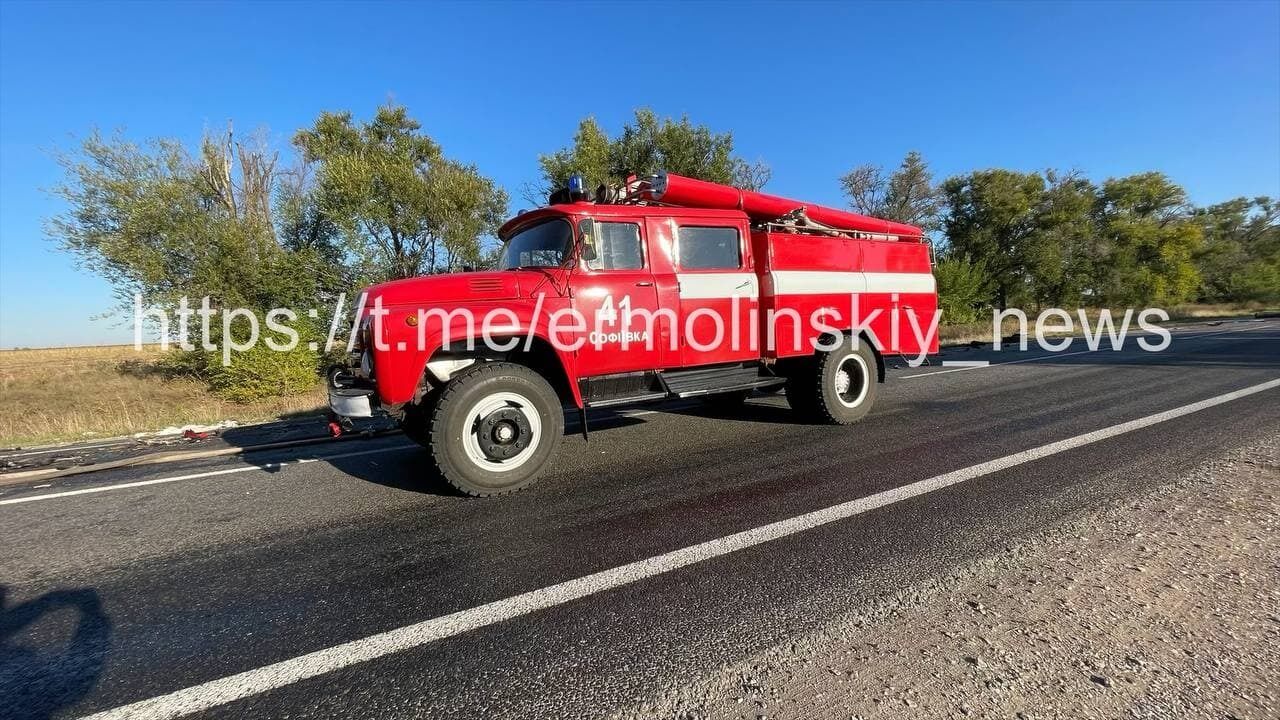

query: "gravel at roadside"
xmin=619 ymin=435 xmax=1280 ymax=720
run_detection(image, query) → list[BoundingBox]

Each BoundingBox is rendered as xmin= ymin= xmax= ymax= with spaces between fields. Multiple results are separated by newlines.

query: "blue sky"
xmin=1 ymin=0 xmax=1277 ymax=348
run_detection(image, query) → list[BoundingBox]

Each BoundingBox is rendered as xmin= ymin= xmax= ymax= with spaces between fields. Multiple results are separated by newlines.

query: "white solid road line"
xmin=5 ymin=324 xmax=1272 ymax=504
xmin=901 ymin=321 xmax=1276 ymax=379
xmin=0 ymin=445 xmax=417 ymax=506
xmin=0 ymin=407 xmax=673 ymax=507
xmin=80 ymin=377 xmax=1280 ymax=720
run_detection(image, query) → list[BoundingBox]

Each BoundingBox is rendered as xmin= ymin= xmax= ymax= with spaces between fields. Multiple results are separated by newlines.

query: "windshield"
xmin=498 ymin=219 xmax=573 ymax=269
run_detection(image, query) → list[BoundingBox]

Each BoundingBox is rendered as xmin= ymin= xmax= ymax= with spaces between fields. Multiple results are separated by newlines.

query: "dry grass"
xmin=0 ymin=344 xmax=324 ymax=448
xmin=1165 ymin=302 xmax=1271 ymax=319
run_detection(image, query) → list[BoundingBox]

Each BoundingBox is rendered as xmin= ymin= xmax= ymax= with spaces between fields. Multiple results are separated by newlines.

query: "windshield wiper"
xmin=506 ymin=264 xmax=562 ymax=294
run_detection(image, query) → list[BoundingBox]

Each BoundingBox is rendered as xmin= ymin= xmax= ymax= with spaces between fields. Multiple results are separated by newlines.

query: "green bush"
xmin=205 ymin=342 xmax=322 ymax=403
xmin=141 ymin=317 xmax=327 ymax=403
xmin=935 ymin=254 xmax=993 ymax=325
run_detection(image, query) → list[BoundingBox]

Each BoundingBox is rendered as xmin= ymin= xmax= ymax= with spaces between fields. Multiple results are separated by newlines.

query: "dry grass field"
xmin=0 ymin=344 xmax=325 ymax=448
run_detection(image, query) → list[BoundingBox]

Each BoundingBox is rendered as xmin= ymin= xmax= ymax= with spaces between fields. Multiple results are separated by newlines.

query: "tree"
xmin=294 ymin=103 xmax=508 ymax=281
xmin=275 ymin=162 xmax=350 ymax=298
xmin=48 ymin=125 xmax=332 ymax=400
xmin=49 ymin=126 xmax=325 ymax=311
xmin=1094 ymin=173 xmax=1202 ymax=306
xmin=1024 ymin=170 xmax=1099 ymax=308
xmin=933 ymin=253 xmax=993 ymax=324
xmin=940 ymin=169 xmax=1046 ymax=309
xmin=839 ymin=151 xmax=943 ymax=232
xmin=1193 ymin=197 xmax=1279 ymax=303
xmin=532 ymin=109 xmax=769 ymax=203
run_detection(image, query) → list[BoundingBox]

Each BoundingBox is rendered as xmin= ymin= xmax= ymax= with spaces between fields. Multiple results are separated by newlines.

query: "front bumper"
xmin=328 ymin=387 xmax=375 ymax=418
xmin=327 ymin=357 xmax=376 ymax=419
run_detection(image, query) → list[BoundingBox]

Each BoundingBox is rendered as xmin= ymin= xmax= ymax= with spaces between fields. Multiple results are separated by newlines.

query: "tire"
xmin=787 ymin=336 xmax=878 ymax=425
xmin=785 ymin=359 xmax=820 ymax=415
xmin=428 ymin=362 xmax=564 ymax=497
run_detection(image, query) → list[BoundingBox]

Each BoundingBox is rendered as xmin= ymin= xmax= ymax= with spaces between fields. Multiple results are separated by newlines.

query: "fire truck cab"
xmin=329 ymin=172 xmax=938 ymax=496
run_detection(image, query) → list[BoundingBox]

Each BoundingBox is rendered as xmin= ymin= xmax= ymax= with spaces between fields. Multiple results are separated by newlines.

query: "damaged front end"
xmin=327 ymin=318 xmax=378 ymax=422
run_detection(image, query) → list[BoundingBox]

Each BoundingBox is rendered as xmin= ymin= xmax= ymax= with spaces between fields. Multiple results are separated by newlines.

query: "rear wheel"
xmin=428 ymin=362 xmax=563 ymax=496
xmin=787 ymin=336 xmax=878 ymax=425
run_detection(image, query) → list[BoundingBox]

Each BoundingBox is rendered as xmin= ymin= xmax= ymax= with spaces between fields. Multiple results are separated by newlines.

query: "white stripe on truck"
xmin=674 ymin=271 xmax=935 ymax=300
xmin=676 ymin=273 xmax=759 ymax=299
xmin=769 ymin=270 xmax=866 ymax=294
xmin=772 ymin=270 xmax=935 ymax=296
xmin=864 ymin=272 xmax=936 ymax=293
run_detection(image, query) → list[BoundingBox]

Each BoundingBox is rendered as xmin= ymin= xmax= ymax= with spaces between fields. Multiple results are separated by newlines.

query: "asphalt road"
xmin=2 ymin=320 xmax=1278 ymax=720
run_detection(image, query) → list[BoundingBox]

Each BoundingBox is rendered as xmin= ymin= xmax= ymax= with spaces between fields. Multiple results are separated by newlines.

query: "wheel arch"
xmin=422 ymin=334 xmax=581 ymax=408
xmin=853 ymin=330 xmax=886 ymax=383
xmin=805 ymin=330 xmax=885 ymax=383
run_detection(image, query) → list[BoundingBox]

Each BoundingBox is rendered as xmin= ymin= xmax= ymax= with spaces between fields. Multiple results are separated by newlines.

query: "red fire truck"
xmin=329 ymin=172 xmax=938 ymax=496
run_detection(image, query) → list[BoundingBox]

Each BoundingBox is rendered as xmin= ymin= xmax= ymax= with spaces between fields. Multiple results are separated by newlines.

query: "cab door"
xmin=670 ymin=220 xmax=759 ymax=367
xmin=568 ymin=217 xmax=665 ymax=377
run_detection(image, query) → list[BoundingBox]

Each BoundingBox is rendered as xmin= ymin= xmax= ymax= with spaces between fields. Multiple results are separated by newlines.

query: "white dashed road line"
xmin=80 ymin=377 xmax=1280 ymax=720
xmin=901 ymin=348 xmax=1097 ymax=378
xmin=901 ymin=321 xmax=1275 ymax=379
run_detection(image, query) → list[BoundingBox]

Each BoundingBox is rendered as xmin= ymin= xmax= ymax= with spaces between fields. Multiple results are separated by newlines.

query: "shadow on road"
xmin=666 ymin=400 xmax=803 ymax=425
xmin=321 ymin=410 xmax=654 ymax=497
xmin=324 ymin=446 xmax=462 ymax=497
xmin=0 ymin=586 xmax=111 ymax=720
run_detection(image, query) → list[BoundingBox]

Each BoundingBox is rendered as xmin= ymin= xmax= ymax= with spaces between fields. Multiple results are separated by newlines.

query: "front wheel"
xmin=787 ymin=336 xmax=879 ymax=425
xmin=429 ymin=362 xmax=564 ymax=497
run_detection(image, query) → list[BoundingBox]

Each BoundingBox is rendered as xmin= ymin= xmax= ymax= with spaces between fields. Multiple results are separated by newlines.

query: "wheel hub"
xmin=475 ymin=407 xmax=531 ymax=461
xmin=834 ymin=370 xmax=851 ymax=395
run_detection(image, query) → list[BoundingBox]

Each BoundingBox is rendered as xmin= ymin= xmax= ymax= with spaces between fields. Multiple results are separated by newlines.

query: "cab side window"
xmin=582 ymin=221 xmax=644 ymax=271
xmin=677 ymin=226 xmax=741 ymax=270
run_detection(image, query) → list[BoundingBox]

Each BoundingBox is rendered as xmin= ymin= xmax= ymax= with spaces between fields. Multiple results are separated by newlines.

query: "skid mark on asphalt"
xmin=79 ymin=378 xmax=1280 ymax=720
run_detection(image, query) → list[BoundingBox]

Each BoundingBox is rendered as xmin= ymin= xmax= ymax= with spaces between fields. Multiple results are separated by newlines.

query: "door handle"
xmin=635 ymin=281 xmax=654 ymax=287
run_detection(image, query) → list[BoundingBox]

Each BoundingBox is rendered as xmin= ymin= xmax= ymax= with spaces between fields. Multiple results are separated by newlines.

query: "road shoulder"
xmin=620 ymin=434 xmax=1280 ymax=720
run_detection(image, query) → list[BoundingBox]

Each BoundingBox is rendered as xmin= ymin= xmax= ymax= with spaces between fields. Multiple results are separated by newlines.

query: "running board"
xmin=580 ymin=371 xmax=666 ymax=409
xmin=580 ymin=364 xmax=783 ymax=409
xmin=670 ymin=377 xmax=784 ymax=398
xmin=660 ymin=363 xmax=782 ymax=398
xmin=585 ymin=392 xmax=668 ymax=408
